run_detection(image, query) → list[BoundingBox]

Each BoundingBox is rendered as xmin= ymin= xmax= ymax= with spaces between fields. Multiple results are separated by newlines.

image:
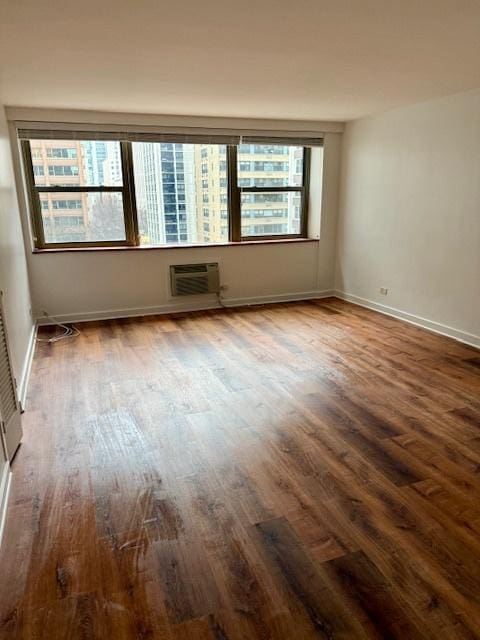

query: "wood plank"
xmin=252 ymin=516 xmax=369 ymax=638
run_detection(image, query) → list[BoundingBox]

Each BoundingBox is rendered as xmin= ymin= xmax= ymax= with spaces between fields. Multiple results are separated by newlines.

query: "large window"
xmin=21 ymin=135 xmax=312 ymax=249
xmin=23 ymin=139 xmax=134 ymax=247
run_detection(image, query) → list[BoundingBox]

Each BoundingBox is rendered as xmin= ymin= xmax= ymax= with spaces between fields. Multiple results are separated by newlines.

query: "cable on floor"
xmin=36 ymin=312 xmax=80 ymax=343
xmin=216 ymin=291 xmax=228 ymax=309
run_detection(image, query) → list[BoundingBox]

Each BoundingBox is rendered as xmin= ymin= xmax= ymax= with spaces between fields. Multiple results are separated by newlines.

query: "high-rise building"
xmin=102 ymin=142 xmax=122 ymax=186
xmin=132 ymin=142 xmax=197 ymax=245
xmin=83 ymin=141 xmax=108 ymax=185
xmin=194 ymin=145 xmax=228 ymax=243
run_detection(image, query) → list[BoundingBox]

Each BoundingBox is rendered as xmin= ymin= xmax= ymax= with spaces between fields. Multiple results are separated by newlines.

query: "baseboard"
xmin=0 ymin=462 xmax=12 ymax=549
xmin=17 ymin=324 xmax=37 ymax=410
xmin=35 ymin=290 xmax=335 ymax=325
xmin=334 ymin=290 xmax=480 ymax=348
xmin=225 ymin=289 xmax=334 ymax=308
xmin=36 ymin=299 xmax=222 ymax=324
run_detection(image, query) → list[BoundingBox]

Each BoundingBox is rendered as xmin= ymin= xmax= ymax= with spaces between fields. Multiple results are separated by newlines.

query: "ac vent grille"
xmin=176 ymin=276 xmax=210 ymax=296
xmin=0 ymin=302 xmax=17 ymax=424
xmin=170 ymin=263 xmax=220 ymax=297
xmin=173 ymin=264 xmax=208 ymax=274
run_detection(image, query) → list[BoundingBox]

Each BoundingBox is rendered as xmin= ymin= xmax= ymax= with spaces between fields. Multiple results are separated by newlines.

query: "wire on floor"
xmin=36 ymin=311 xmax=80 ymax=343
xmin=216 ymin=291 xmax=228 ymax=309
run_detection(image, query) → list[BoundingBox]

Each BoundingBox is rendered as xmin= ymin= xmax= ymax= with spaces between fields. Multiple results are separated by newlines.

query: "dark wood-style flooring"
xmin=1 ymin=298 xmax=480 ymax=639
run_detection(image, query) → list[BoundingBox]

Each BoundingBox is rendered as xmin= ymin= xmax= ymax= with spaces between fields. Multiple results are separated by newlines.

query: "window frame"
xmin=21 ymin=137 xmax=311 ymax=250
xmin=21 ymin=139 xmax=138 ymax=249
xmin=233 ymin=146 xmax=311 ymax=242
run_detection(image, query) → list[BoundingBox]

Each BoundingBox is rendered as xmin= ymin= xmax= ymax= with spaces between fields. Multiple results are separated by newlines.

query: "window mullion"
xmin=120 ymin=141 xmax=139 ymax=246
xmin=227 ymin=145 xmax=241 ymax=242
xmin=21 ymin=140 xmax=46 ymax=249
xmin=300 ymin=147 xmax=311 ymax=238
xmin=35 ymin=186 xmax=124 ymax=193
xmin=239 ymin=186 xmax=302 ymax=194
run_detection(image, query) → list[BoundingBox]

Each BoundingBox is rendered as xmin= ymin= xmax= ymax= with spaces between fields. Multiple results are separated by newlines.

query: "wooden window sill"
xmin=32 ymin=238 xmax=319 ymax=254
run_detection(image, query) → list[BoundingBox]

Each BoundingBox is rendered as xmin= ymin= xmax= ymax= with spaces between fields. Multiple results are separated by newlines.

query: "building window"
xmin=21 ymin=135 xmax=312 ymax=249
xmin=46 ymin=148 xmax=78 ymax=158
xmin=52 ymin=199 xmax=83 ymax=209
xmin=48 ymin=165 xmax=79 ymax=177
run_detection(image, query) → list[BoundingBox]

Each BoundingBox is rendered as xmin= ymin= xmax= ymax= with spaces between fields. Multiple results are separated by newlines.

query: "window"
xmin=47 ymin=148 xmax=77 ymax=158
xmin=21 ymin=135 xmax=312 ymax=249
xmin=23 ymin=139 xmax=133 ymax=247
xmin=48 ymin=165 xmax=79 ymax=177
xmin=52 ymin=199 xmax=83 ymax=209
xmin=132 ymin=142 xmax=229 ymax=245
xmin=237 ymin=144 xmax=308 ymax=238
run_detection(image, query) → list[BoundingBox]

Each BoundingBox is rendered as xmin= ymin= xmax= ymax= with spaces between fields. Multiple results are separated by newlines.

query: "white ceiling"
xmin=1 ymin=0 xmax=479 ymax=122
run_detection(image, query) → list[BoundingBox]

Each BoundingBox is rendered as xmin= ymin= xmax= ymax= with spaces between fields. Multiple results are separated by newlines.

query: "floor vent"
xmin=170 ymin=263 xmax=220 ymax=296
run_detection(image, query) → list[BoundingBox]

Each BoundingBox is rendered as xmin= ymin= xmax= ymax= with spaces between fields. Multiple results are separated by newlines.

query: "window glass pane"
xmin=30 ymin=140 xmax=122 ymax=187
xmin=237 ymin=144 xmax=303 ymax=188
xmin=39 ymin=192 xmax=126 ymax=243
xmin=241 ymin=191 xmax=302 ymax=237
xmin=132 ymin=142 xmax=228 ymax=245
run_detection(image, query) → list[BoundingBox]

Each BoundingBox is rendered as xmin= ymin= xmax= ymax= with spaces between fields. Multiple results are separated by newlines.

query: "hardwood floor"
xmin=1 ymin=298 xmax=479 ymax=639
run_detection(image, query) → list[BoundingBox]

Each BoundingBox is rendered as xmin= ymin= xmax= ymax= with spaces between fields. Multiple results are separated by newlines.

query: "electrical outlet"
xmin=380 ymin=287 xmax=388 ymax=296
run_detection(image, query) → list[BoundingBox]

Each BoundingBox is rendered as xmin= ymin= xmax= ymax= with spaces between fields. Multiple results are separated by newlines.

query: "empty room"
xmin=0 ymin=1 xmax=479 ymax=638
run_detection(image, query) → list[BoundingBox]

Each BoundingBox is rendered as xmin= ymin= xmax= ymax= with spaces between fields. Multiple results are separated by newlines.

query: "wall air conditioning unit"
xmin=170 ymin=263 xmax=220 ymax=296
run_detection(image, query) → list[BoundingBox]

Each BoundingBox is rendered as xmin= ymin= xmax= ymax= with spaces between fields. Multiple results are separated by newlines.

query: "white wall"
xmin=336 ymin=89 xmax=480 ymax=345
xmin=0 ymin=104 xmax=34 ymax=506
xmin=0 ymin=106 xmax=34 ymax=399
xmin=15 ymin=133 xmax=341 ymax=322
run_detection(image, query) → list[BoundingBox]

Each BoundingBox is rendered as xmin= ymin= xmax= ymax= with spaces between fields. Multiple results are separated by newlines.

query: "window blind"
xmin=17 ymin=125 xmax=324 ymax=147
xmin=240 ymin=135 xmax=324 ymax=147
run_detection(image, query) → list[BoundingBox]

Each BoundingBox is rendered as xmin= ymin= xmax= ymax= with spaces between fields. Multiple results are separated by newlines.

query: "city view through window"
xmin=29 ymin=139 xmax=305 ymax=246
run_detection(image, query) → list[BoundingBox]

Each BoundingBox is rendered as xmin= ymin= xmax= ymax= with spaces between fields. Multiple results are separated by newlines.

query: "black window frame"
xmin=22 ymin=140 xmax=137 ymax=249
xmin=231 ymin=145 xmax=311 ymax=241
xmin=21 ymin=137 xmax=311 ymax=250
